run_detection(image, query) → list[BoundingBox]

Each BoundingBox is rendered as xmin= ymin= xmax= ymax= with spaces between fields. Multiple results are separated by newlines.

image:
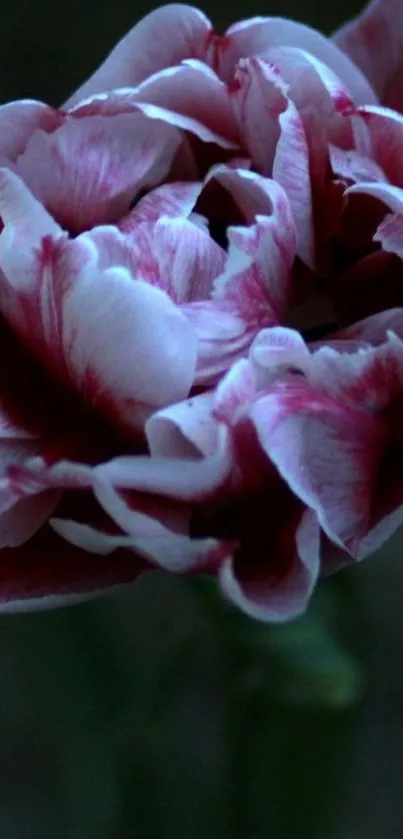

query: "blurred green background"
xmin=0 ymin=1 xmax=402 ymax=838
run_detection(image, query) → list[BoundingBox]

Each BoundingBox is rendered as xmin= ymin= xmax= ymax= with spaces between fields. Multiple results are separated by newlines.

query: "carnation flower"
xmin=0 ymin=0 xmax=402 ymax=619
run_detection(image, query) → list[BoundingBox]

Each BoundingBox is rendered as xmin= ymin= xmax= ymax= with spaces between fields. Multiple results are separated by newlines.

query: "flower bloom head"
xmin=0 ymin=0 xmax=402 ymax=620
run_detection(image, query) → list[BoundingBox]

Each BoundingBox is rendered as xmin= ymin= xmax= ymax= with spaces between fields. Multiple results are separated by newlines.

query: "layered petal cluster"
xmin=0 ymin=1 xmax=402 ymax=620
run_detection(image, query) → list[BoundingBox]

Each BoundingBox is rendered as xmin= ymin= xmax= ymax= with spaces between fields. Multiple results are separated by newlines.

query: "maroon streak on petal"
xmin=230 ymin=56 xmax=313 ymax=266
xmin=251 ymin=375 xmax=387 ymax=555
xmin=0 ymin=173 xmax=198 ymax=429
xmin=216 ymin=486 xmax=320 ymax=622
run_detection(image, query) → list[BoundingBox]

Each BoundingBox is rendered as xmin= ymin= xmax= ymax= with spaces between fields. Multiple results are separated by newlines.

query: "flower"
xmin=0 ymin=1 xmax=403 ymax=619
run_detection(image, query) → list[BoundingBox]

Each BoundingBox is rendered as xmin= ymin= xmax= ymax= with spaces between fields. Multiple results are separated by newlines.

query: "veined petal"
xmin=181 ymin=299 xmax=252 ymax=383
xmin=119 ymin=181 xmax=203 ymax=227
xmin=15 ymin=112 xmax=180 ymax=233
xmin=0 ymin=173 xmax=197 ymax=428
xmin=211 ymin=168 xmax=297 ymax=319
xmin=250 ymin=377 xmax=387 ymax=555
xmin=230 ymin=57 xmax=313 ymax=266
xmin=309 ymin=333 xmax=403 ymax=412
xmin=91 ymin=216 xmax=225 ymax=304
xmin=70 ymin=89 xmax=238 ymax=150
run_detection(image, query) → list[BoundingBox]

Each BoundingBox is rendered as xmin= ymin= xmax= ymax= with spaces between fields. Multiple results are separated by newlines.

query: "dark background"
xmin=0 ymin=2 xmax=402 ymax=838
xmin=0 ymin=0 xmax=364 ymax=104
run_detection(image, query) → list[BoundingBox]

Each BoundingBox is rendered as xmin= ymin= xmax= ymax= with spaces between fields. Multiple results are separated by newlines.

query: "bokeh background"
xmin=0 ymin=1 xmax=401 ymax=837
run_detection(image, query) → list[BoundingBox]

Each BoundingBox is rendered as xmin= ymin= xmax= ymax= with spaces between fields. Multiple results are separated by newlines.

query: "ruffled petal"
xmin=15 ymin=112 xmax=180 ymax=233
xmin=250 ymin=376 xmax=387 ymax=555
xmin=211 ymin=167 xmax=297 ymax=318
xmin=0 ymin=171 xmax=197 ymax=429
xmin=0 ymin=525 xmax=146 ymax=613
xmin=219 ymin=506 xmax=320 ymax=622
xmin=229 ymin=57 xmax=313 ymax=266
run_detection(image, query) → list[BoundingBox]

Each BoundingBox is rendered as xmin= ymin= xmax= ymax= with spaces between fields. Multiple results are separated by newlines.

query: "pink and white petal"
xmin=329 ymin=143 xmax=387 ymax=184
xmin=94 ymin=422 xmax=231 ymax=501
xmin=133 ymin=59 xmax=238 ymax=143
xmin=0 ymin=100 xmax=63 ymax=162
xmin=90 ymin=216 xmax=225 ymax=304
xmin=219 ymin=507 xmax=320 ymax=622
xmin=337 ymin=308 xmax=403 ymax=344
xmin=309 ymin=334 xmax=403 ymax=412
xmin=353 ymin=106 xmax=403 ymax=187
xmin=119 ymin=181 xmax=202 ymax=228
xmin=251 ymin=326 xmax=311 ymax=381
xmin=124 ymin=99 xmax=238 ymax=149
xmin=273 ymin=96 xmax=314 ymax=269
xmin=0 ymin=167 xmax=61 ymax=244
xmin=230 ymin=58 xmax=313 ymax=266
xmin=346 ymin=181 xmax=403 ymax=213
xmin=146 ymin=392 xmax=217 ymax=458
xmin=375 ymin=213 xmax=403 ymax=257
xmin=214 ymin=212 xmax=296 ymax=321
xmin=65 ymin=5 xmax=212 ymax=108
xmin=333 ymin=0 xmax=403 ymax=108
xmin=53 ymin=503 xmax=232 ymax=574
xmin=15 ymin=113 xmax=180 ymax=233
xmin=0 ymin=199 xmax=198 ymax=426
xmin=207 ymin=163 xmax=291 ymax=223
xmin=63 ymin=265 xmax=198 ymax=424
xmin=141 ymin=216 xmax=225 ymax=303
xmin=181 ymin=299 xmax=254 ymax=383
xmin=71 ymin=90 xmax=237 ymax=150
xmin=210 ymin=16 xmax=376 ymax=104
xmin=229 ymin=58 xmax=288 ymax=175
xmin=213 ymin=358 xmax=257 ymax=425
xmin=250 ymin=378 xmax=387 ymax=555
